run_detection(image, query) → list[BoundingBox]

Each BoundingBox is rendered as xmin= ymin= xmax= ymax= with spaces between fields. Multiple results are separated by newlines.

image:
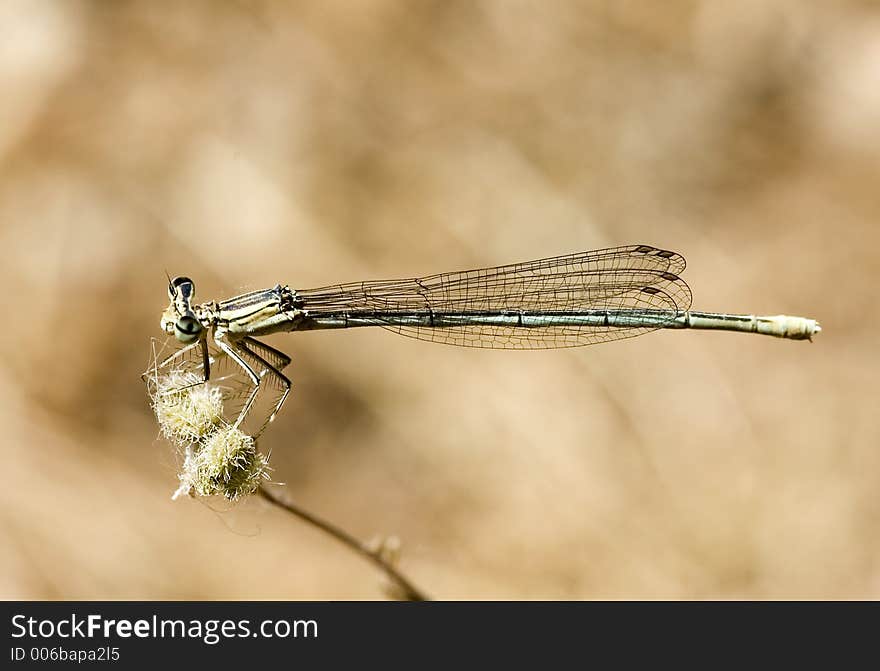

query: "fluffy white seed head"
xmin=145 ymin=347 xmax=270 ymax=502
xmin=151 ymin=370 xmax=225 ymax=443
xmin=191 ymin=426 xmax=270 ymax=501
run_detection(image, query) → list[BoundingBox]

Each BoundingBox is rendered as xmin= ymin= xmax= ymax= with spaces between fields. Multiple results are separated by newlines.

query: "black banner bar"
xmin=2 ymin=601 xmax=875 ymax=666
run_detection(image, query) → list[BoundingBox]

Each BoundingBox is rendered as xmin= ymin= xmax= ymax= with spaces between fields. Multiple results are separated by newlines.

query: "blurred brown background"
xmin=1 ymin=0 xmax=878 ymax=599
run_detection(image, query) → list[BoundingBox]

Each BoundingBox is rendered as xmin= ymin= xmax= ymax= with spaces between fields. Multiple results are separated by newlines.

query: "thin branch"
xmin=257 ymin=485 xmax=429 ymax=601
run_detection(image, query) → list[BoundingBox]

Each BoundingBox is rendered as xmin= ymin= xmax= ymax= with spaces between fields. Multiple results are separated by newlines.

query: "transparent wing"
xmin=297 ymin=244 xmax=693 ymax=349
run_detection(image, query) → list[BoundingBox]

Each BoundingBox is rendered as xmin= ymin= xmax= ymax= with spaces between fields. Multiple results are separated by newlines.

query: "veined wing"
xmin=297 ymin=244 xmax=693 ymax=349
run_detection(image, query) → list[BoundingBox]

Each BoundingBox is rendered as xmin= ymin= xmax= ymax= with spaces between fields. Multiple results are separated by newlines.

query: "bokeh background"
xmin=1 ymin=0 xmax=878 ymax=599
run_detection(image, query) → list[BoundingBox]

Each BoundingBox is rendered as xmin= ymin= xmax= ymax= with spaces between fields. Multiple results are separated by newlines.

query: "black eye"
xmin=174 ymin=315 xmax=203 ymax=343
xmin=168 ymin=276 xmax=196 ymax=300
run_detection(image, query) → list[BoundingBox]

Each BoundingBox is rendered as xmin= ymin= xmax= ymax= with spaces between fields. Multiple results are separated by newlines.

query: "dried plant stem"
xmin=257 ymin=485 xmax=429 ymax=601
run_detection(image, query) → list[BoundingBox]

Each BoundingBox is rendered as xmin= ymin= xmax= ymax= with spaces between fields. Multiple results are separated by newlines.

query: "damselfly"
xmin=148 ymin=244 xmax=820 ymax=437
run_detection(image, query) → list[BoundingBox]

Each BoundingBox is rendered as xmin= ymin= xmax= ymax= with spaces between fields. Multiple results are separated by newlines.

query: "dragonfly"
xmin=150 ymin=244 xmax=820 ymax=437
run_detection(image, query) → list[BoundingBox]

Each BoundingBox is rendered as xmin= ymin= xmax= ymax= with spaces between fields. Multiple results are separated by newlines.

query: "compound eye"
xmin=168 ymin=276 xmax=195 ymax=300
xmin=174 ymin=315 xmax=203 ymax=343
